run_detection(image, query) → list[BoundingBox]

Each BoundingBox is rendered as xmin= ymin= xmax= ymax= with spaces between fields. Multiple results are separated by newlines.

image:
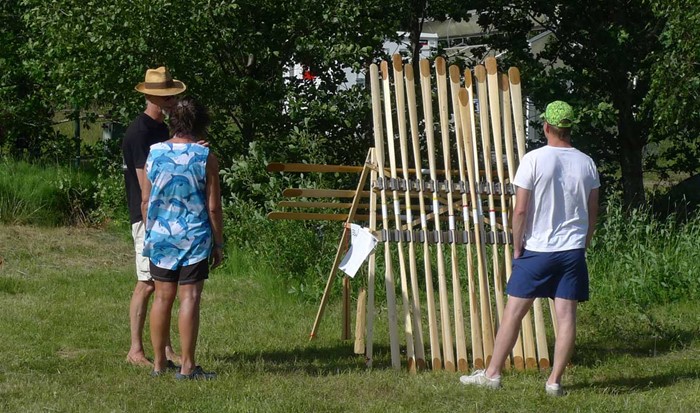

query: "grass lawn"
xmin=0 ymin=224 xmax=698 ymax=412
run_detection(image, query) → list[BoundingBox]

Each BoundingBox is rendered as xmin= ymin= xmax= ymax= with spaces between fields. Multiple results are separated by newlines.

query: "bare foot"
xmin=166 ymin=348 xmax=181 ymax=364
xmin=126 ymin=352 xmax=153 ymax=367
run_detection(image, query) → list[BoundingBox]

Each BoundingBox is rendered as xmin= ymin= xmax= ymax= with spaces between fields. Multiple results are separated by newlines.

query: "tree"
xmin=17 ymin=0 xmax=396 ymax=163
xmin=645 ymin=0 xmax=700 ymax=179
xmin=472 ymin=0 xmax=665 ymax=208
xmin=382 ymin=0 xmax=472 ymax=74
xmin=0 ymin=1 xmax=56 ymax=158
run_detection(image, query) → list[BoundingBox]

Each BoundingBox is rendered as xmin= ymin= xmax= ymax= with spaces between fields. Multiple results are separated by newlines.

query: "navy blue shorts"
xmin=506 ymin=249 xmax=589 ymax=302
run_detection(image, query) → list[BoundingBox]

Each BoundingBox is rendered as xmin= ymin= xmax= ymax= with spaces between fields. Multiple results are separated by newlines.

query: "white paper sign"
xmin=339 ymin=224 xmax=378 ymax=278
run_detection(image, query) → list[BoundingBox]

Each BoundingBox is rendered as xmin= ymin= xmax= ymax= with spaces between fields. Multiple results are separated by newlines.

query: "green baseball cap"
xmin=542 ymin=100 xmax=574 ymax=128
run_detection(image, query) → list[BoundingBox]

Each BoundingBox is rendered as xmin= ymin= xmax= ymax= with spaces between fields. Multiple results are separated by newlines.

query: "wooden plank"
xmin=267 ymin=163 xmax=366 ymax=173
xmin=277 ymin=200 xmax=421 ymax=211
xmin=393 ymin=54 xmax=426 ymax=370
xmin=508 ymin=65 xmax=538 ymax=370
xmin=458 ymin=86 xmax=491 ymax=369
xmin=370 ymin=63 xmax=402 ymax=370
xmin=382 ymin=60 xmax=416 ymax=373
xmin=282 ymin=188 xmax=370 ymax=198
xmin=365 ymin=153 xmax=379 ymax=367
xmin=282 ymin=187 xmax=454 ymax=203
xmin=354 ymin=288 xmax=367 ymax=354
xmin=406 ymin=62 xmax=442 ymax=371
xmin=434 ymin=56 xmax=458 ymax=372
xmin=499 ymin=71 xmax=525 ymax=370
xmin=267 ymin=212 xmax=372 ymax=221
xmin=278 ymin=201 xmax=356 ymax=209
xmin=267 ymin=162 xmax=452 ymax=176
xmin=449 ymin=63 xmax=483 ymax=370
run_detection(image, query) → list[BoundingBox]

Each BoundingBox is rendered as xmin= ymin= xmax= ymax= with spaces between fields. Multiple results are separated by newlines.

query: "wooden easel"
xmin=307 ymin=148 xmax=375 ymax=340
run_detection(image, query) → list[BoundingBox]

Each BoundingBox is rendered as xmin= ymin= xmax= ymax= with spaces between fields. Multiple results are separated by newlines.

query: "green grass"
xmin=0 ymin=159 xmax=126 ymax=228
xmin=53 ymin=113 xmax=105 ymax=146
xmin=0 ymin=223 xmax=698 ymax=413
xmin=588 ymin=202 xmax=700 ymax=306
xmin=0 ymin=160 xmax=73 ymax=226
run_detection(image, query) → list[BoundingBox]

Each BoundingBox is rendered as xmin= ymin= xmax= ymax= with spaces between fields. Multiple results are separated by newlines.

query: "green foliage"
xmin=0 ymin=158 xmax=125 ymax=227
xmin=0 ymin=159 xmax=73 ymax=225
xmin=15 ymin=0 xmax=390 ymax=164
xmin=472 ymin=0 xmax=664 ymax=207
xmin=588 ymin=198 xmax=700 ymax=308
xmin=0 ymin=1 xmax=58 ymax=158
xmin=583 ymin=199 xmax=700 ymax=350
xmin=4 ymin=0 xmax=699 ymax=216
xmin=645 ymin=0 xmax=700 ymax=178
xmin=222 ymin=196 xmax=337 ymax=301
xmin=219 ymin=142 xmax=342 ymax=300
xmin=7 ymin=1 xmax=406 ymax=233
xmin=81 ymin=140 xmax=130 ymax=226
xmin=281 ymin=85 xmax=372 ymax=167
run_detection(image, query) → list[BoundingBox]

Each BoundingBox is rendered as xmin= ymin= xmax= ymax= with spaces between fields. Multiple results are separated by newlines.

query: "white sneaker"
xmin=545 ymin=382 xmax=563 ymax=397
xmin=459 ymin=370 xmax=501 ymax=389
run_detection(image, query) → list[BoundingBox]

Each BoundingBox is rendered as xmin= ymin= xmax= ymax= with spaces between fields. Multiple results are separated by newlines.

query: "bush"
xmin=588 ymin=199 xmax=700 ymax=307
xmin=0 ymin=158 xmax=126 ymax=227
xmin=222 ymin=197 xmax=341 ymax=302
xmin=219 ymin=142 xmax=349 ymax=301
xmin=81 ymin=141 xmax=129 ymax=226
xmin=0 ymin=159 xmax=72 ymax=225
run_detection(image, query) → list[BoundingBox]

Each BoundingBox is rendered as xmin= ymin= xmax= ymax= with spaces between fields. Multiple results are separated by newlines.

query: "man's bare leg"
xmin=127 ymin=280 xmax=155 ymax=366
xmin=485 ymin=296 xmax=535 ymax=378
xmin=547 ymin=298 xmax=577 ymax=386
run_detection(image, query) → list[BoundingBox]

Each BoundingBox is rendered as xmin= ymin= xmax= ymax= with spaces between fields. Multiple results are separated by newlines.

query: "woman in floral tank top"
xmin=140 ymin=97 xmax=223 ymax=380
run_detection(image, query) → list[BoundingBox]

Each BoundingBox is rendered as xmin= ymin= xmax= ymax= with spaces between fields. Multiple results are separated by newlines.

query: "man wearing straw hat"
xmin=123 ymin=66 xmax=186 ymax=367
xmin=460 ymin=101 xmax=600 ymax=396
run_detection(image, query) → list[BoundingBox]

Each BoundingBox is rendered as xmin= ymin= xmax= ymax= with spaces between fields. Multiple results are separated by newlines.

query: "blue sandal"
xmin=175 ymin=366 xmax=216 ymax=380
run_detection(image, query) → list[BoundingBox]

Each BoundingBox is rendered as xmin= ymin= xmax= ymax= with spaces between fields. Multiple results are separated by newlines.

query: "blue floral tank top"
xmin=143 ymin=142 xmax=211 ymax=270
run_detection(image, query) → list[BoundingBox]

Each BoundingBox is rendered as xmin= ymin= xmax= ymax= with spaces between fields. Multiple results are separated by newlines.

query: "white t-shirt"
xmin=513 ymin=145 xmax=600 ymax=252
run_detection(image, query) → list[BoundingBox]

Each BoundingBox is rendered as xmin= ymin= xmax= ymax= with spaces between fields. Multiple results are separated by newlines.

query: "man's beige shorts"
xmin=131 ymin=221 xmax=152 ymax=281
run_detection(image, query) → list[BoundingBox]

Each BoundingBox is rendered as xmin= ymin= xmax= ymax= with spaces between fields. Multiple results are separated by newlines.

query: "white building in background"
xmin=285 ymin=32 xmax=439 ymax=91
xmin=340 ymin=32 xmax=439 ymax=90
xmin=286 ymin=18 xmax=552 ymax=142
xmin=421 ymin=17 xmax=552 ymax=144
xmin=382 ymin=32 xmax=439 ymax=58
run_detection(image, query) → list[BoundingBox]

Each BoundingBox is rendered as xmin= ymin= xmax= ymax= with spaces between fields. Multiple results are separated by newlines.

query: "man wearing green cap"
xmin=460 ymin=101 xmax=600 ymax=396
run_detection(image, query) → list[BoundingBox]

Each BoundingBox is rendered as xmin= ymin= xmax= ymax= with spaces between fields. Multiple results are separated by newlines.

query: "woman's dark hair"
xmin=169 ymin=97 xmax=211 ymax=138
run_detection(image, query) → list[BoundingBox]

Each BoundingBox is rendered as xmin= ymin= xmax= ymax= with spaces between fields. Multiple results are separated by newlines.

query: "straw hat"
xmin=134 ymin=66 xmax=187 ymax=96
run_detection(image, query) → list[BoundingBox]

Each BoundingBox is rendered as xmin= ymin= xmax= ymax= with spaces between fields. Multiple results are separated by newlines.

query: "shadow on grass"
xmin=215 ymin=343 xmax=395 ymax=375
xmin=573 ymin=326 xmax=699 ymax=368
xmin=568 ymin=369 xmax=700 ymax=394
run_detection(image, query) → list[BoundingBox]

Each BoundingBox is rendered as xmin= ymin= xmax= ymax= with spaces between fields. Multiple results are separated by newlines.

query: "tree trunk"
xmin=241 ymin=118 xmax=255 ymax=146
xmin=617 ymin=105 xmax=646 ymax=209
xmin=408 ymin=0 xmax=427 ymax=75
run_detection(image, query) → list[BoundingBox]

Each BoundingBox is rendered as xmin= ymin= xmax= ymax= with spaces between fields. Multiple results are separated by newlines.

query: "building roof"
xmin=421 ymin=18 xmax=484 ymax=39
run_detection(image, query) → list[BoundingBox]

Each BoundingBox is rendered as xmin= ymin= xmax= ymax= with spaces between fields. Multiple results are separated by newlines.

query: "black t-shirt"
xmin=122 ymin=113 xmax=169 ymax=224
